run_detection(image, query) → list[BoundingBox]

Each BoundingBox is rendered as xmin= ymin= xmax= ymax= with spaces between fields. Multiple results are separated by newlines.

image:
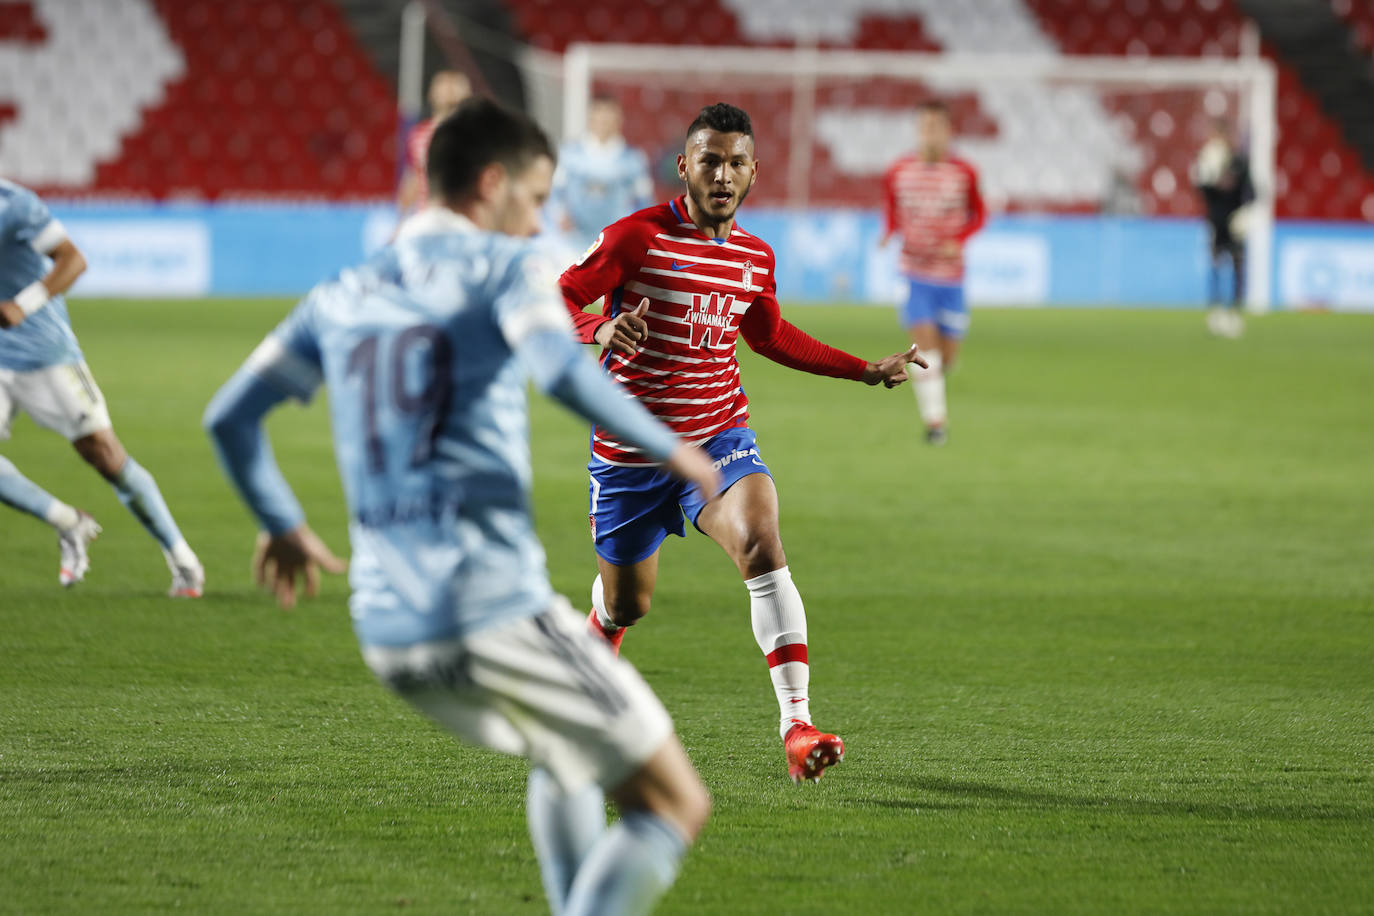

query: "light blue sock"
xmin=111 ymin=457 xmax=184 ymax=550
xmin=562 ymin=809 xmax=687 ymax=916
xmin=527 ymin=769 xmax=608 ymax=914
xmin=0 ymin=455 xmax=71 ymax=529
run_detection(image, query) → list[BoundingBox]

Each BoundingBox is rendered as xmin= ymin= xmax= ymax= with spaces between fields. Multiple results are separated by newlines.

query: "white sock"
xmin=591 ymin=574 xmax=621 ymax=633
xmin=44 ymin=501 xmax=80 ymax=532
xmin=744 ymin=566 xmax=812 ymax=738
xmin=527 ymin=768 xmax=607 ymax=913
xmin=166 ymin=539 xmax=199 ymax=570
xmin=908 ymin=350 xmax=946 ymax=428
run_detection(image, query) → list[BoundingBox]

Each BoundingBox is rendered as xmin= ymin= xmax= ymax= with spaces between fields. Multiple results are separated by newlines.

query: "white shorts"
xmin=361 ymin=597 xmax=674 ymax=794
xmin=0 ymin=361 xmax=112 ymax=442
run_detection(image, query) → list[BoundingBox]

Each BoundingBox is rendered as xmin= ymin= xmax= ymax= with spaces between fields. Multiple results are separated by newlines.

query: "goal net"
xmin=562 ymin=44 xmax=1277 ymax=308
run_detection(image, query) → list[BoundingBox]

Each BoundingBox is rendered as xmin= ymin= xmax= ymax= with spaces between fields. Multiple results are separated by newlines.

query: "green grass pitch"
xmin=1 ymin=299 xmax=1371 ymax=914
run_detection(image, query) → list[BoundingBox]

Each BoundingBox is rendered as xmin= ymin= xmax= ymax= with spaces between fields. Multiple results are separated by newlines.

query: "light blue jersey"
xmin=206 ymin=208 xmax=679 ymax=649
xmin=0 ymin=179 xmax=83 ymax=372
xmin=552 ymin=137 xmax=653 ymax=252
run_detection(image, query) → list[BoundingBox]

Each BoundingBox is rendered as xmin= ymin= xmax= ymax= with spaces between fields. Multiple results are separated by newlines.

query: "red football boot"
xmin=784 ymin=720 xmax=844 ymax=783
xmin=585 ymin=608 xmax=626 ymax=656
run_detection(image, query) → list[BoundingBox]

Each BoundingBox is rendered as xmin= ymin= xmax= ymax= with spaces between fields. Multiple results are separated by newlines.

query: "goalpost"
xmin=562 ymin=44 xmax=1277 ymax=310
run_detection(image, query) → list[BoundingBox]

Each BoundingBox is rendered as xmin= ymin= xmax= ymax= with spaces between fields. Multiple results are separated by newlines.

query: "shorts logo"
xmin=712 ymin=447 xmax=759 ymax=471
xmin=742 ymin=259 xmax=753 ymax=291
xmin=687 ymin=291 xmax=735 ymax=349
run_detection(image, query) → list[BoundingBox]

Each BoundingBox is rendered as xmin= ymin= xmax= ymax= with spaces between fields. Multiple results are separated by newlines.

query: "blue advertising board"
xmin=47 ymin=201 xmax=1374 ymax=311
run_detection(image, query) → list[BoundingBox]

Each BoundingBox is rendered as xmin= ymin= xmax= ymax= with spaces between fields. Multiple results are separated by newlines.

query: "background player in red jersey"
xmin=559 ymin=103 xmax=921 ymax=783
xmin=881 ymin=99 xmax=986 ymax=445
xmin=396 ymin=70 xmax=471 ymax=219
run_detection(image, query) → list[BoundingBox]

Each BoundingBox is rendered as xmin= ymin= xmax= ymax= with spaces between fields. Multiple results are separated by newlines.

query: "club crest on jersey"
xmin=741 ymin=259 xmax=753 ymax=291
xmin=687 ymin=292 xmax=735 ymax=349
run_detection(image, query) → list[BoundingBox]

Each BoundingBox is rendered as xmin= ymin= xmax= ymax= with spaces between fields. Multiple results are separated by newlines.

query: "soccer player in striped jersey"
xmin=560 ymin=102 xmax=922 ymax=783
xmin=881 ymin=99 xmax=986 ymax=445
xmin=0 ymin=178 xmax=203 ymax=595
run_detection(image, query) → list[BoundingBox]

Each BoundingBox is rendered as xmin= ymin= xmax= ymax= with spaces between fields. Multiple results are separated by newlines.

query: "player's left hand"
xmin=862 ymin=344 xmax=927 ymax=388
xmin=253 ymin=525 xmax=348 ymax=610
xmin=0 ymin=301 xmax=24 ymax=329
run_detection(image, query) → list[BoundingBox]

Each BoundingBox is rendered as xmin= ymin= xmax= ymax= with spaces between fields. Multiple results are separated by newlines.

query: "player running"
xmin=205 ymin=98 xmax=717 ymax=916
xmin=880 ymin=99 xmax=986 ymax=445
xmin=0 ymin=178 xmax=203 ymax=595
xmin=560 ymin=102 xmax=921 ymax=784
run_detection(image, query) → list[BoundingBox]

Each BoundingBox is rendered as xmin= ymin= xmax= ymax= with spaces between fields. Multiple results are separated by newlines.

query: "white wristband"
xmin=14 ymin=281 xmax=49 ymax=316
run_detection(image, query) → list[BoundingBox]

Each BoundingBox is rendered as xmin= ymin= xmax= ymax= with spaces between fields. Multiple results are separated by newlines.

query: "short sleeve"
xmin=493 ymin=247 xmax=574 ymax=349
xmin=4 ymin=186 xmax=65 ymax=252
xmin=244 ymin=291 xmax=326 ymax=401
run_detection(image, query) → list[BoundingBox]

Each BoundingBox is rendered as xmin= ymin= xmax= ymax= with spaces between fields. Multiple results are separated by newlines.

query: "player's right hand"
xmin=0 ymin=301 xmax=24 ymax=329
xmin=253 ymin=524 xmax=348 ymax=610
xmin=593 ymin=297 xmax=650 ymax=355
xmin=664 ymin=442 xmax=722 ymax=503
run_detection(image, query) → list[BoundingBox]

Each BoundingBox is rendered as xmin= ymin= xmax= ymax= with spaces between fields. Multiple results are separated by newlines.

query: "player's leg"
xmin=690 ymin=444 xmax=843 ymax=782
xmin=365 ymin=602 xmax=708 ymax=915
xmin=584 ymin=461 xmax=682 ymax=652
xmin=2 ymin=367 xmax=107 ymax=585
xmin=0 ymin=453 xmax=101 ymax=586
xmin=21 ymin=360 xmax=205 ymax=595
xmin=562 ymin=735 xmax=709 ymax=916
xmin=589 ymin=552 xmax=660 ymax=653
xmin=71 ymin=426 xmax=204 ymax=596
xmin=901 ymin=278 xmax=948 ymax=441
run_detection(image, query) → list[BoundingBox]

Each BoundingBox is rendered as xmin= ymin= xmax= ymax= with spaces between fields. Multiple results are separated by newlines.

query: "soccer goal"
xmin=562 ymin=44 xmax=1277 ymax=309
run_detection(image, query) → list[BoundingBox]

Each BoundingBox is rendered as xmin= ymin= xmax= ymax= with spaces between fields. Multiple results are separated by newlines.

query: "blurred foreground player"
xmin=881 ymin=100 xmax=985 ymax=445
xmin=396 ymin=70 xmax=472 ymax=219
xmin=205 ymin=99 xmax=716 ymax=916
xmin=0 ymin=178 xmax=203 ymax=595
xmin=1193 ymin=118 xmax=1253 ymax=338
xmin=553 ymin=96 xmax=654 ymax=254
xmin=561 ymin=102 xmax=922 ymax=783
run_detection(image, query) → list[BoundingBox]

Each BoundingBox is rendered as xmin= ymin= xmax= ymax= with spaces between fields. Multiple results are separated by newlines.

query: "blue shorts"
xmin=899 ymin=276 xmax=969 ymax=339
xmin=588 ymin=426 xmax=771 ymax=566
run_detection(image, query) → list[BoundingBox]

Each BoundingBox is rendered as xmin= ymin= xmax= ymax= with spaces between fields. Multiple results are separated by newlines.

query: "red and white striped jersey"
xmin=405 ymin=118 xmax=438 ymax=201
xmin=560 ymin=196 xmax=866 ymax=466
xmin=882 ymin=155 xmax=985 ymax=284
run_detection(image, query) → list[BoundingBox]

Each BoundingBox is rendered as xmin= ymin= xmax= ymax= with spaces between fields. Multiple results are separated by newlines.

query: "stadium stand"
xmin=503 ymin=0 xmax=1374 ymax=220
xmin=0 ymin=0 xmax=1371 ymax=218
xmin=0 ymin=0 xmax=396 ymax=199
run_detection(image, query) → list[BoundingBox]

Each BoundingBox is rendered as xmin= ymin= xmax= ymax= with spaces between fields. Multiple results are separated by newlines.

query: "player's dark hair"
xmin=686 ymin=102 xmax=754 ymax=140
xmin=917 ymin=98 xmax=951 ymax=117
xmin=426 ymin=97 xmax=555 ymax=201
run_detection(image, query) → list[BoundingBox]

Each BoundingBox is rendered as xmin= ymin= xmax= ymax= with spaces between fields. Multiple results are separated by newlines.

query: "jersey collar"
xmin=396 ymin=205 xmax=479 ymax=241
xmin=669 ymin=195 xmax=732 ymax=245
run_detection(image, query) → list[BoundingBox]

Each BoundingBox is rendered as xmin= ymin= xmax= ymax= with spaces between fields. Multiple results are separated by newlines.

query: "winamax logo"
xmin=687 ymin=292 xmax=735 ymax=348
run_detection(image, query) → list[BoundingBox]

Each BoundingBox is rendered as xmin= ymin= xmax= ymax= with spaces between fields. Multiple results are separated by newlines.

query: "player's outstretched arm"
xmin=204 ymin=358 xmax=346 ymax=609
xmin=740 ymin=293 xmax=926 ymax=388
xmin=518 ymin=327 xmax=722 ymax=498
